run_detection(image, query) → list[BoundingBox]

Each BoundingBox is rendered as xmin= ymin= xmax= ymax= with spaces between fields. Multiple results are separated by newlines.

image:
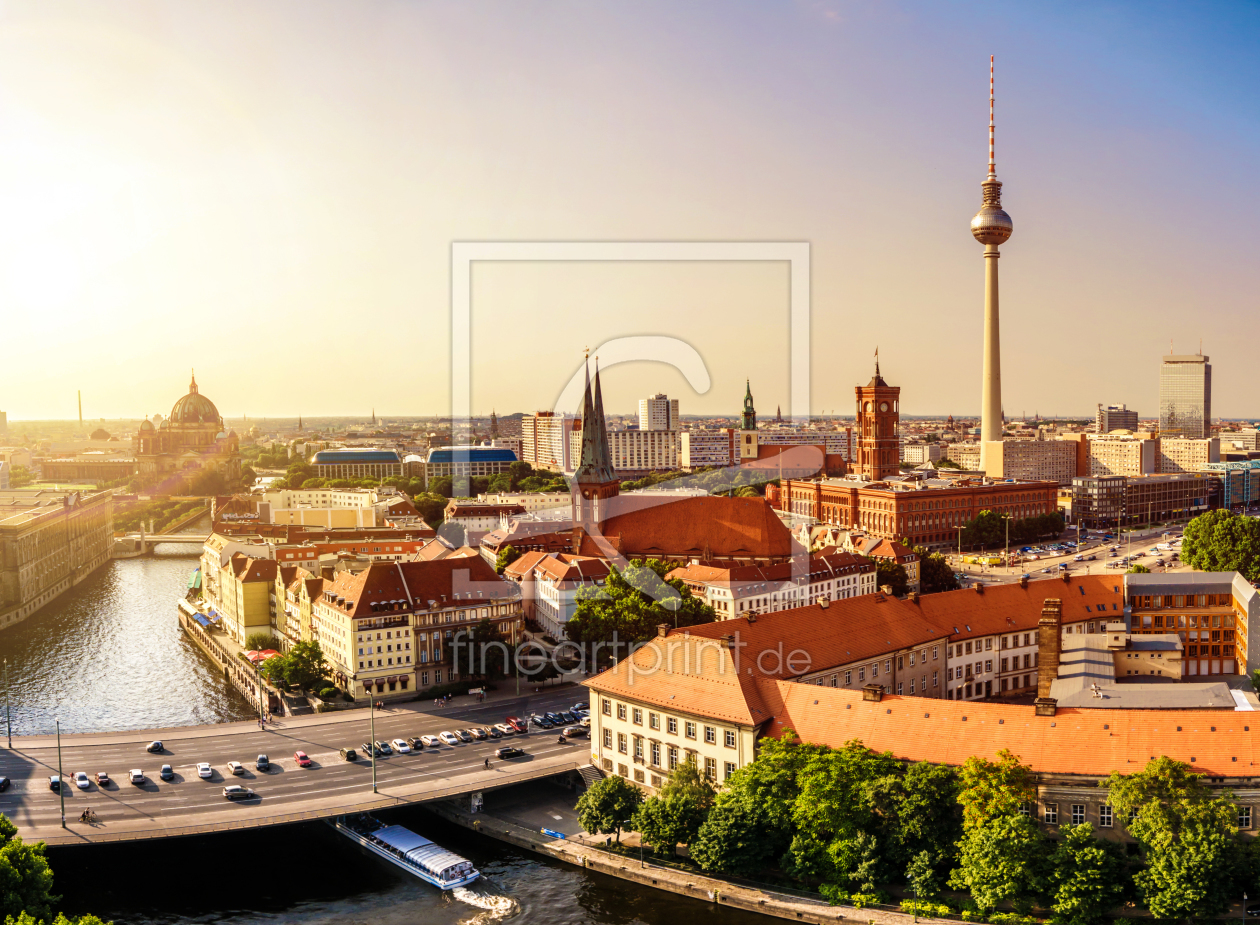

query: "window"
xmin=617 ymin=703 xmax=626 ymax=721
xmin=1044 ymin=803 xmax=1058 ymax=825
xmin=650 ymin=741 xmax=661 ymax=767
xmin=668 ymin=745 xmax=679 ymax=770
xmin=634 ymin=738 xmax=643 ymax=760
xmin=1071 ymin=804 xmax=1085 ymax=825
xmin=704 ymin=726 xmax=716 ymax=744
xmin=1001 ymin=657 xmax=1009 ymax=672
xmin=618 ymin=733 xmax=627 ymax=754
xmin=602 ymin=699 xmax=611 ymax=716
xmin=1241 ymin=806 xmax=1253 ymax=830
xmin=649 ymin=712 xmax=660 ymax=730
xmin=984 ymin=660 xmax=992 ymax=673
xmin=632 ymin=708 xmax=642 ymax=725
xmin=1099 ymin=804 xmax=1113 ymax=828
xmin=724 ymin=761 xmax=736 ymax=781
xmin=685 ymin=721 xmax=696 ymax=739
xmin=724 ymin=729 xmax=736 ymax=748
xmin=897 ymin=683 xmax=903 ymax=695
xmin=603 ymin=728 xmax=612 ymax=748
xmin=844 ymin=670 xmax=852 ymax=686
xmin=933 ymin=671 xmax=938 ymax=687
xmin=704 ymin=756 xmax=717 ymax=780
xmin=667 ymin=717 xmax=678 ymax=735
xmin=932 ymin=646 xmax=939 ymax=660
xmin=1018 ymin=802 xmax=1031 ymax=818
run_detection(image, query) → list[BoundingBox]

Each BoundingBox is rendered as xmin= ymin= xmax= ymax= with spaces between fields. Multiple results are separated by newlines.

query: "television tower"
xmin=973 ymin=56 xmax=1013 ymax=471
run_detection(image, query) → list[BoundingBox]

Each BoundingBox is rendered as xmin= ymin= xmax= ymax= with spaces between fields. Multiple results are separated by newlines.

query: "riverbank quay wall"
xmin=0 ymin=489 xmax=113 ymax=627
xmin=177 ymin=603 xmax=284 ymax=717
xmin=427 ymin=800 xmax=953 ymax=925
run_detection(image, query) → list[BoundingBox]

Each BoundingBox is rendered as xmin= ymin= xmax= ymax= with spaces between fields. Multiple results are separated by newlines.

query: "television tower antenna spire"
xmin=988 ymin=54 xmax=996 ymax=180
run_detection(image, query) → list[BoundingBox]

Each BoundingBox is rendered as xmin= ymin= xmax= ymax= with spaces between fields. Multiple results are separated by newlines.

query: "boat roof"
xmin=374 ymin=825 xmax=472 ymax=874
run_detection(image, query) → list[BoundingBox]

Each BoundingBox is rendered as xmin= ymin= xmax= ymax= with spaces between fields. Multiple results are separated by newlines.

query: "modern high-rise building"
xmin=520 ymin=411 xmax=577 ymax=472
xmin=637 ymin=393 xmax=679 ymax=432
xmin=1159 ymin=354 xmax=1212 ymax=439
xmin=972 ymin=57 xmax=1013 ymax=472
xmin=1096 ymin=403 xmax=1139 ymax=434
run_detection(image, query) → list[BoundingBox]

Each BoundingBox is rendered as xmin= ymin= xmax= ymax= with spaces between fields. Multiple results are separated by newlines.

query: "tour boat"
xmin=332 ymin=814 xmax=480 ymax=890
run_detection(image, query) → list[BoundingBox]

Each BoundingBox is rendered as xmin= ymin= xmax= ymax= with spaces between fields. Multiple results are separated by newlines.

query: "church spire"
xmin=741 ymin=380 xmax=757 ymax=430
xmin=189 ymin=369 xmax=198 ymax=395
xmin=574 ymin=357 xmax=616 ymax=486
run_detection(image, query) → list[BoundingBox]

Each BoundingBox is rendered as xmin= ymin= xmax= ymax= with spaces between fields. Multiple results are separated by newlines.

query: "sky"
xmin=1 ymin=1 xmax=1258 ymax=422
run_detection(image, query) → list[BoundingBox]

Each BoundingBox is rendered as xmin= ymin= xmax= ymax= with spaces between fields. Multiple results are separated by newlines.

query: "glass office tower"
xmin=1159 ymin=355 xmax=1211 ymax=439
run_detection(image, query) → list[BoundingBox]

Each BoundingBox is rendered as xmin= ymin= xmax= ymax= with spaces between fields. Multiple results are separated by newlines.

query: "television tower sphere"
xmin=971 ymin=183 xmax=1013 ymax=245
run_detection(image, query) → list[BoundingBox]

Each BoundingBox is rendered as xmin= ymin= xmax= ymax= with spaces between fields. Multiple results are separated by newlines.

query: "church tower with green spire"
xmin=741 ymin=380 xmax=757 ymax=430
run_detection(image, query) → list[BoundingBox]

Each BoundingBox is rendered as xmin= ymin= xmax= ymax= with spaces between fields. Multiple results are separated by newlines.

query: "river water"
xmin=17 ymin=522 xmax=760 ymax=925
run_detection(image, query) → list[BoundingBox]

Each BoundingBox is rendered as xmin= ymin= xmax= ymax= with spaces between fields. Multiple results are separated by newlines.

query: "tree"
xmin=866 ymin=759 xmax=961 ymax=876
xmin=487 ymin=473 xmax=512 ymax=493
xmin=565 ymin=560 xmax=714 ymax=670
xmin=905 ymin=850 xmax=940 ymax=902
xmin=0 ymin=815 xmax=57 ymax=924
xmin=437 ymin=521 xmax=467 ymax=547
xmin=5 ymin=915 xmax=110 ymax=925
xmin=949 ymin=812 xmax=1044 ymax=913
xmin=874 ymin=559 xmax=909 ymax=597
xmin=239 ymin=466 xmax=257 ymax=486
xmin=1126 ymin=563 xmax=1150 ymax=574
xmin=8 ymin=468 xmax=33 ymax=489
xmin=265 ymin=640 xmax=329 ymax=691
xmin=1104 ymin=756 xmax=1243 ymax=920
xmin=690 ymin=732 xmax=822 ymax=875
xmin=632 ymin=757 xmax=715 ymax=856
xmin=1182 ymin=509 xmax=1260 ymax=581
xmin=1047 ymin=822 xmax=1126 ymax=925
xmin=906 ymin=543 xmax=959 ymax=595
xmin=495 ymin=545 xmax=521 ymax=574
xmin=244 ymin=633 xmax=279 ymax=651
xmin=462 ymin=619 xmax=510 ymax=680
xmin=410 ymin=493 xmax=446 ymax=528
xmin=576 ymin=775 xmax=643 ymax=844
xmin=935 ymin=457 xmax=962 ymax=470
xmin=956 ymin=749 xmax=1036 ymax=827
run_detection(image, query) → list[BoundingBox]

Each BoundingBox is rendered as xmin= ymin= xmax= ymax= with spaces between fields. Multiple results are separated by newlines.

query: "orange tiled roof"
xmin=756 ymin=680 xmax=1260 ymax=779
xmin=583 ymin=634 xmax=773 ymax=727
xmin=322 ymin=557 xmax=513 ymax=618
xmin=585 ymin=496 xmax=798 ymax=560
xmin=916 ymin=574 xmax=1124 ymax=641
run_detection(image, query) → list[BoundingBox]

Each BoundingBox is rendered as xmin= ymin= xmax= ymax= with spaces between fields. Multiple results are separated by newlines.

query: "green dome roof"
xmin=169 ymin=374 xmax=221 ymax=426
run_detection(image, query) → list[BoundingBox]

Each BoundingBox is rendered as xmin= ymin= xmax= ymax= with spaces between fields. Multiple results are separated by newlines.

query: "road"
xmin=1 ymin=687 xmax=589 ymax=847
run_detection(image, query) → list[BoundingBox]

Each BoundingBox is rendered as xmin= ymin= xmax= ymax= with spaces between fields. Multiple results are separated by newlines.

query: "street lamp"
xmin=4 ymin=658 xmax=11 ymax=749
xmin=370 ymin=693 xmax=378 ymax=794
xmin=55 ymin=717 xmax=65 ymax=828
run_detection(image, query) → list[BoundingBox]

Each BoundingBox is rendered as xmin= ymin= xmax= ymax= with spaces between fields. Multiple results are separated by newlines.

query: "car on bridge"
xmin=222 ymin=785 xmax=255 ymax=801
xmin=420 ymin=735 xmax=441 ymax=748
xmin=256 ymin=755 xmax=270 ymax=771
xmin=48 ymin=775 xmax=60 ymax=791
xmin=493 ymin=723 xmax=514 ymax=736
xmin=406 ymin=737 xmax=425 ymax=750
xmin=469 ymin=727 xmax=487 ymax=740
xmin=146 ymin=741 xmax=163 ymax=753
xmin=0 ymin=777 xmax=9 ymax=792
xmin=159 ymin=765 xmax=174 ymax=781
xmin=561 ymin=725 xmax=588 ymax=738
xmin=454 ymin=729 xmax=473 ymax=743
xmin=339 ymin=747 xmax=358 ymax=761
xmin=485 ymin=726 xmax=502 ymax=738
xmin=529 ymin=714 xmax=554 ymax=729
xmin=129 ymin=769 xmax=145 ymax=785
xmin=196 ymin=763 xmax=213 ymax=779
xmin=495 ymin=746 xmax=525 ymax=760
xmin=374 ymin=741 xmax=393 ymax=756
xmin=95 ymin=772 xmax=110 ymax=787
xmin=227 ymin=761 xmax=244 ymax=775
xmin=294 ymin=751 xmax=312 ymax=768
xmin=438 ymin=731 xmax=459 ymax=746
xmin=505 ymin=717 xmax=527 ymax=733
xmin=73 ymin=772 xmax=90 ymax=790
xmin=361 ymin=742 xmax=383 ymax=758
xmin=391 ymin=738 xmax=411 ymax=754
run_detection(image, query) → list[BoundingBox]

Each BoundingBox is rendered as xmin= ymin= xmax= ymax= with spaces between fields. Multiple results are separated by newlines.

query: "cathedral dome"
xmin=139 ymin=419 xmax=155 ymax=432
xmin=169 ymin=374 xmax=221 ymax=426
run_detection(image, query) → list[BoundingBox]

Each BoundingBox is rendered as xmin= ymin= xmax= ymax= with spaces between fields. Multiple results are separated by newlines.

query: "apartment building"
xmin=1096 ymin=404 xmax=1139 ymax=434
xmin=667 ymin=551 xmax=877 ymax=620
xmin=1087 ymin=433 xmax=1157 ymax=477
xmin=478 ymin=491 xmax=570 ymax=513
xmin=680 ymin=429 xmax=737 ymax=469
xmin=984 ymin=438 xmax=1078 ymax=486
xmin=902 ymin=443 xmax=942 ymax=465
xmin=521 ymin=412 xmax=577 ymax=472
xmin=639 ymin=394 xmax=679 ymax=431
xmin=503 ymin=551 xmax=610 ymax=637
xmin=1157 ymin=437 xmax=1220 ymax=474
xmin=945 ymin=443 xmax=982 ymax=469
xmin=313 ymin=557 xmax=522 ymax=702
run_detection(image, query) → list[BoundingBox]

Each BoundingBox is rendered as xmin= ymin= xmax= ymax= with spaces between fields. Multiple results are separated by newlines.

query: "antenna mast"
xmin=988 ymin=55 xmax=996 ymax=180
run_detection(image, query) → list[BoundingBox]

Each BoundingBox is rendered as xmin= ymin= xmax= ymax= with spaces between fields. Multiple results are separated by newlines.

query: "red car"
xmin=294 ymin=750 xmax=312 ymax=768
xmin=505 ymin=716 xmax=527 ymax=733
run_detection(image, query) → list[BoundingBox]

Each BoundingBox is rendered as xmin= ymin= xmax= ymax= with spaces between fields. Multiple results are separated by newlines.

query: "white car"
xmin=197 ymin=762 xmax=213 ymax=779
xmin=438 ymin=731 xmax=460 ymax=746
xmin=73 ymin=771 xmax=90 ymax=790
xmin=420 ymin=734 xmax=442 ymax=748
xmin=492 ymin=723 xmax=514 ymax=737
xmin=391 ymin=738 xmax=411 ymax=754
xmin=128 ymin=769 xmax=145 ymax=785
xmin=227 ymin=761 xmax=244 ymax=775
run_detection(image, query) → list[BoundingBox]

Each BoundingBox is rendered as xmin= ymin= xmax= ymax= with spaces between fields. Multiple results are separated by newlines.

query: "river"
xmin=15 ymin=523 xmax=762 ymax=925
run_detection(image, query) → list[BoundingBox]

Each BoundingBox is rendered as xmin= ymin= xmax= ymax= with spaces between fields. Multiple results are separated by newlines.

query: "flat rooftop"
xmin=1048 ymin=636 xmax=1236 ymax=710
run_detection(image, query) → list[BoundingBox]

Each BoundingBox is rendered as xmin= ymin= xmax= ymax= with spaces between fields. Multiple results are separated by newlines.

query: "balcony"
xmin=355 ymin=615 xmax=410 ymax=630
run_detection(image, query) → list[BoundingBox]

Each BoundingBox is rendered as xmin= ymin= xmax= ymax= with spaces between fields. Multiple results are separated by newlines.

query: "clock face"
xmin=880 ymin=402 xmax=889 ymax=412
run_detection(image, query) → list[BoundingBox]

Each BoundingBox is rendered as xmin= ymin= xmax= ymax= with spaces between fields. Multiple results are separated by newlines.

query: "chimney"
xmin=862 ymin=683 xmax=884 ymax=702
xmin=974 ymin=582 xmax=984 ymax=594
xmin=909 ymin=591 xmax=920 ymax=604
xmin=817 ymin=598 xmax=830 ymax=609
xmin=1034 ymin=697 xmax=1058 ymax=717
xmin=748 ymin=612 xmax=758 ymax=622
xmin=1019 ymin=574 xmax=1029 ymax=589
xmin=1037 ymin=598 xmax=1063 ymax=700
xmin=879 ymin=584 xmax=893 ymax=596
xmin=656 ymin=623 xmax=669 ymax=638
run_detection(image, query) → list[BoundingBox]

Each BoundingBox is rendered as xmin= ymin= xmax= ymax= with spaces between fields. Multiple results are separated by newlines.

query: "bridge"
xmin=2 ymin=689 xmax=588 ymax=846
xmin=111 ymin=533 xmax=208 ymax=557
